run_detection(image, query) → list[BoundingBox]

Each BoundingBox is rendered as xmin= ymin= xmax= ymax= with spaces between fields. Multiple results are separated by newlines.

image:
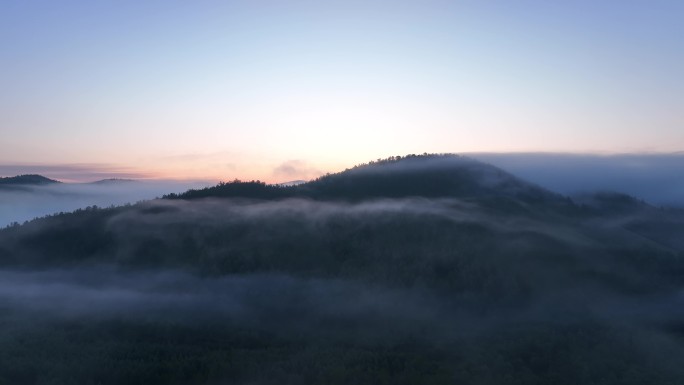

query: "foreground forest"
xmin=1 ymin=154 xmax=684 ymax=384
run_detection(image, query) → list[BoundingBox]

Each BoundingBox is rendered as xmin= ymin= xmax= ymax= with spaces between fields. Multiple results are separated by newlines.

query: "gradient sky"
xmin=2 ymin=0 xmax=683 ymax=181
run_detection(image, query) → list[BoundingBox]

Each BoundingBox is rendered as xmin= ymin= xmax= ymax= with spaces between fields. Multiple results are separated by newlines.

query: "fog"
xmin=3 ymin=192 xmax=684 ymax=382
xmin=0 ymin=180 xmax=211 ymax=227
xmin=0 ymin=268 xmax=456 ymax=342
xmin=472 ymin=153 xmax=684 ymax=206
xmin=2 ymin=262 xmax=684 ymax=368
xmin=2 ymin=264 xmax=684 ymax=344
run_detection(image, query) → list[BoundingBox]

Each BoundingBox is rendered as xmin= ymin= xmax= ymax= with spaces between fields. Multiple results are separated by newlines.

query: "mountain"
xmin=0 ymin=174 xmax=60 ymax=186
xmin=297 ymin=154 xmax=564 ymax=202
xmin=89 ymin=178 xmax=138 ymax=185
xmin=169 ymin=154 xmax=569 ymax=206
xmin=1 ymin=154 xmax=684 ymax=384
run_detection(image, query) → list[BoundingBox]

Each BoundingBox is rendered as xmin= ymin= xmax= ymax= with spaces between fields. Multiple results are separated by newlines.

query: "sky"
xmin=1 ymin=0 xmax=683 ymax=182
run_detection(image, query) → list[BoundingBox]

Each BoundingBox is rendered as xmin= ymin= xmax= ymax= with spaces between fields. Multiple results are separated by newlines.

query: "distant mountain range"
xmin=0 ymin=175 xmax=138 ymax=187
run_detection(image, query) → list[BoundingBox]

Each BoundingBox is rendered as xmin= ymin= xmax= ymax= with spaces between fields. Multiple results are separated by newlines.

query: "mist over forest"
xmin=1 ymin=154 xmax=684 ymax=384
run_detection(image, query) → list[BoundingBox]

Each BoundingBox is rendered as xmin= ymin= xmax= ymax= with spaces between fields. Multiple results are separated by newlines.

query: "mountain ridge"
xmin=0 ymin=174 xmax=60 ymax=186
xmin=166 ymin=154 xmax=569 ymax=206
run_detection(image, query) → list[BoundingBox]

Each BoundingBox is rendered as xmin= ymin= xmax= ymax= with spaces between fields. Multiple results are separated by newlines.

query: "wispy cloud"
xmin=273 ymin=160 xmax=323 ymax=181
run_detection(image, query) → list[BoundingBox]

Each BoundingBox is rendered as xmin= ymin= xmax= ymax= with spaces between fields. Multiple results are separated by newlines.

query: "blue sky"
xmin=1 ymin=0 xmax=682 ymax=181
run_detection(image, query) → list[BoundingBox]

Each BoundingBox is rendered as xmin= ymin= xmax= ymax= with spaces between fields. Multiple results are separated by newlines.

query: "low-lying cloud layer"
xmin=472 ymin=153 xmax=684 ymax=206
xmin=0 ymin=269 xmax=453 ymax=342
xmin=1 ymin=265 xmax=684 ymax=344
xmin=0 ymin=180 xmax=210 ymax=227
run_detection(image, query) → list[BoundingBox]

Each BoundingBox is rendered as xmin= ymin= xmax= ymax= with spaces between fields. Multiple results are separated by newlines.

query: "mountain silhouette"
xmin=0 ymin=174 xmax=60 ymax=186
xmin=89 ymin=178 xmax=137 ymax=185
xmin=168 ymin=154 xmax=569 ymax=206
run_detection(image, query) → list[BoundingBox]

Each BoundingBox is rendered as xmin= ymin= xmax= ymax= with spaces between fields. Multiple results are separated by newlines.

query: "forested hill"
xmin=166 ymin=154 xmax=567 ymax=205
xmin=0 ymin=174 xmax=60 ymax=186
xmin=2 ymin=154 xmax=684 ymax=383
